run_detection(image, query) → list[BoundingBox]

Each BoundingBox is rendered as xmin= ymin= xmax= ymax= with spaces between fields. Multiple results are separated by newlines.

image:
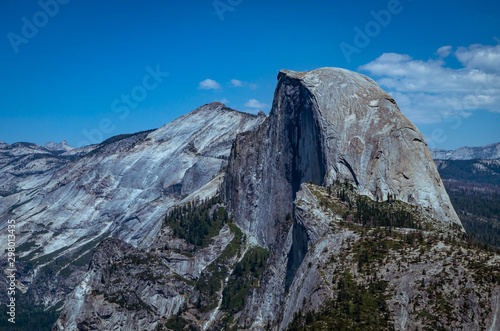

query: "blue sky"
xmin=0 ymin=0 xmax=499 ymax=149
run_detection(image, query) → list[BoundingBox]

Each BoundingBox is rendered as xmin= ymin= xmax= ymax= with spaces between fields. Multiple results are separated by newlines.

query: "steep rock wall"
xmin=224 ymin=68 xmax=462 ymax=248
xmin=223 ymin=73 xmax=327 ymax=246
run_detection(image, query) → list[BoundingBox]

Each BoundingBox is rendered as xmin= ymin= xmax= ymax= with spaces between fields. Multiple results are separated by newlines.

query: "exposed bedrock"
xmin=223 ymin=67 xmax=462 ymax=247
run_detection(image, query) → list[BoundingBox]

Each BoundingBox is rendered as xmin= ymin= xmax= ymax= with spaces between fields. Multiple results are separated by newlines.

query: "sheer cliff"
xmin=223 ymin=68 xmax=462 ymax=248
xmin=2 ymin=68 xmax=497 ymax=331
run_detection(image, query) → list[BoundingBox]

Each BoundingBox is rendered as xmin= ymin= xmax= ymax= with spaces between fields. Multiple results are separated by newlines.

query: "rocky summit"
xmin=224 ymin=68 xmax=461 ymax=248
xmin=1 ymin=68 xmax=498 ymax=331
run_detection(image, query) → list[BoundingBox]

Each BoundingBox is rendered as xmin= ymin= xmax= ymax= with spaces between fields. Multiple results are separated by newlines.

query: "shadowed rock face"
xmin=224 ymin=67 xmax=462 ymax=246
xmin=223 ymin=72 xmax=327 ymax=247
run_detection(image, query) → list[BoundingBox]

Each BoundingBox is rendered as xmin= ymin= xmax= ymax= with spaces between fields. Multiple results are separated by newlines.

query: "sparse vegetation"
xmin=435 ymin=160 xmax=500 ymax=249
xmin=286 ymin=271 xmax=392 ymax=330
xmin=312 ymin=180 xmax=433 ymax=231
xmin=195 ymin=218 xmax=246 ymax=313
xmin=0 ymin=296 xmax=63 ymax=331
xmin=164 ymin=195 xmax=229 ymax=248
xmin=104 ymin=290 xmax=153 ymax=312
xmin=222 ymin=246 xmax=269 ymax=313
xmin=443 ymin=181 xmax=500 ymax=248
xmin=290 ymin=182 xmax=499 ymax=330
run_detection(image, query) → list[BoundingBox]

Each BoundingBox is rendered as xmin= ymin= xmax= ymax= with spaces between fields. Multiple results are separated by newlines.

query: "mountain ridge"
xmin=431 ymin=142 xmax=500 ymax=160
xmin=1 ymin=68 xmax=498 ymax=331
xmin=0 ymin=101 xmax=265 ymax=320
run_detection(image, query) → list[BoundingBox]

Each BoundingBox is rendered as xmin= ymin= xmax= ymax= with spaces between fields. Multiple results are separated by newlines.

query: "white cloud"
xmin=230 ymin=79 xmax=243 ymax=87
xmin=219 ymin=98 xmax=230 ymax=104
xmin=437 ymin=45 xmax=452 ymax=58
xmin=230 ymin=79 xmax=258 ymax=89
xmin=199 ymin=79 xmax=221 ymax=90
xmin=456 ymin=44 xmax=500 ymax=74
xmin=245 ymin=99 xmax=269 ymax=109
xmin=358 ymin=44 xmax=500 ymax=124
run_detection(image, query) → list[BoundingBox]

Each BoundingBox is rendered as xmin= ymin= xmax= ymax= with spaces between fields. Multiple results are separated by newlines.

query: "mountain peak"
xmin=44 ymin=140 xmax=74 ymax=152
xmin=189 ymin=101 xmax=234 ymax=116
xmin=279 ymin=67 xmax=378 ymax=86
xmin=431 ymin=142 xmax=500 ymax=160
xmin=225 ymin=67 xmax=462 ymax=246
xmin=196 ymin=101 xmax=237 ymax=113
xmin=191 ymin=101 xmax=263 ymax=118
xmin=202 ymin=101 xmax=227 ymax=109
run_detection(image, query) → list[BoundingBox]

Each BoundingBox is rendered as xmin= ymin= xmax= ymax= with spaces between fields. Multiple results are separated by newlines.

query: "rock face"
xmin=54 ymin=194 xmax=246 ymax=331
xmin=224 ymin=68 xmax=462 ymax=247
xmin=268 ymin=183 xmax=498 ymax=330
xmin=54 ymin=238 xmax=189 ymax=331
xmin=45 ymin=140 xmax=74 ymax=152
xmin=431 ymin=142 xmax=500 ymax=160
xmin=0 ymin=102 xmax=264 ymax=310
xmin=5 ymin=68 xmax=495 ymax=331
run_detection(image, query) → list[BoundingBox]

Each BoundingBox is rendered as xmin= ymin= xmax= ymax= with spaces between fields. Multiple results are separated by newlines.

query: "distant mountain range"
xmin=431 ymin=142 xmax=500 ymax=160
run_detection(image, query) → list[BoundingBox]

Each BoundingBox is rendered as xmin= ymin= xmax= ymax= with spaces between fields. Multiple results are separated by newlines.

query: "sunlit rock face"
xmin=0 ymin=102 xmax=264 ymax=310
xmin=224 ymin=67 xmax=462 ymax=247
